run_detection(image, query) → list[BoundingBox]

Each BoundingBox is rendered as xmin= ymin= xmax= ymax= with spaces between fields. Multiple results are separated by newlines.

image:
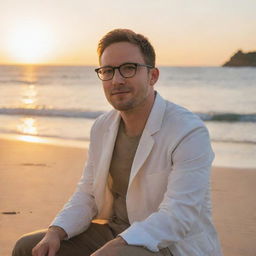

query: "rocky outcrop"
xmin=223 ymin=50 xmax=256 ymax=67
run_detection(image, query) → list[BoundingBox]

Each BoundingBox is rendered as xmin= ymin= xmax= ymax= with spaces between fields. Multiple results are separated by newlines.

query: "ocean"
xmin=0 ymin=65 xmax=255 ymax=168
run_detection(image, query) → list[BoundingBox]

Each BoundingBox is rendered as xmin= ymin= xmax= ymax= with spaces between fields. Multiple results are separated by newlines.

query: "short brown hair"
xmin=97 ymin=29 xmax=156 ymax=67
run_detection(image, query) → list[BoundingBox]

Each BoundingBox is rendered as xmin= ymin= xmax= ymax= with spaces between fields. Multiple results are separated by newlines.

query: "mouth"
xmin=111 ymin=90 xmax=130 ymax=96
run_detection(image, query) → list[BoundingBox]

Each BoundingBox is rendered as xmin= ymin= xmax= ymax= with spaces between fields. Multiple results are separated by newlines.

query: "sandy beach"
xmin=0 ymin=138 xmax=255 ymax=256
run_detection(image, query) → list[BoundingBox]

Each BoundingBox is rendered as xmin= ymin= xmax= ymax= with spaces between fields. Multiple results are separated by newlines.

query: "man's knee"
xmin=12 ymin=230 xmax=47 ymax=256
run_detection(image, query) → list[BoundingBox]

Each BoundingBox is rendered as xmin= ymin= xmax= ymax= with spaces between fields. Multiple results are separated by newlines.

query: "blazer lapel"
xmin=94 ymin=111 xmax=120 ymax=215
xmin=128 ymin=93 xmax=167 ymax=188
xmin=128 ymin=130 xmax=154 ymax=187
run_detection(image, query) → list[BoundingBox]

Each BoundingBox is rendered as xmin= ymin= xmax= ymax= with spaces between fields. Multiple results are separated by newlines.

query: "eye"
xmin=121 ymin=64 xmax=137 ymax=74
xmin=100 ymin=67 xmax=113 ymax=75
xmin=122 ymin=64 xmax=136 ymax=70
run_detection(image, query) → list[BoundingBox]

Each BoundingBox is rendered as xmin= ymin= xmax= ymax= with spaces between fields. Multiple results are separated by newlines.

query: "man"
xmin=13 ymin=29 xmax=222 ymax=256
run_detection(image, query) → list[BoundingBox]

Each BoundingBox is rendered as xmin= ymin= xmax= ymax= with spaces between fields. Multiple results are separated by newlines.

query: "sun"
xmin=6 ymin=22 xmax=54 ymax=64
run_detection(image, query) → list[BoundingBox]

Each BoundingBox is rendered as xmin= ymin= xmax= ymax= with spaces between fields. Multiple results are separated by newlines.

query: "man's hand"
xmin=90 ymin=236 xmax=127 ymax=256
xmin=32 ymin=226 xmax=67 ymax=256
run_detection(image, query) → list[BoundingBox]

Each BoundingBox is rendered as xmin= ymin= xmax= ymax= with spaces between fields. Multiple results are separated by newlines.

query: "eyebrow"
xmin=98 ymin=62 xmax=134 ymax=68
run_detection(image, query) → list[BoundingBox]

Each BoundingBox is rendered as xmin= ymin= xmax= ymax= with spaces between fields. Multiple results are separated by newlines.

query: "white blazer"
xmin=52 ymin=93 xmax=222 ymax=256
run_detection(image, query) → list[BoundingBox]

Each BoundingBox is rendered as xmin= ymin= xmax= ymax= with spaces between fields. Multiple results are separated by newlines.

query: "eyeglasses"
xmin=95 ymin=62 xmax=154 ymax=81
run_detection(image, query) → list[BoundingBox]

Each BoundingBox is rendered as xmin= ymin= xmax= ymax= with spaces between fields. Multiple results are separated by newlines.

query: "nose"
xmin=111 ymin=68 xmax=125 ymax=86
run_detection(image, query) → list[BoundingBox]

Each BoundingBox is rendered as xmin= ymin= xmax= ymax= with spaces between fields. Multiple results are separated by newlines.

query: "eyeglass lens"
xmin=97 ymin=63 xmax=137 ymax=80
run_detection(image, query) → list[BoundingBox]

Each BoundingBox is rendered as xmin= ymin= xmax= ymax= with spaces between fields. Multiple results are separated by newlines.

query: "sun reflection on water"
xmin=16 ymin=65 xmax=40 ymax=138
xmin=17 ymin=117 xmax=38 ymax=135
xmin=20 ymin=66 xmax=38 ymax=108
xmin=17 ymin=135 xmax=45 ymax=143
xmin=21 ymin=84 xmax=38 ymax=106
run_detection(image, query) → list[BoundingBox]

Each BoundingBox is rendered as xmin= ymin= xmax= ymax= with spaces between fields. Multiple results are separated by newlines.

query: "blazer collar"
xmin=106 ymin=92 xmax=167 ymax=135
xmin=128 ymin=92 xmax=167 ymax=187
xmin=143 ymin=92 xmax=167 ymax=135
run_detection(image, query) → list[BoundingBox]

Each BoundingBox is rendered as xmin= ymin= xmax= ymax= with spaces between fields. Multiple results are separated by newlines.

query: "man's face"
xmin=100 ymin=42 xmax=156 ymax=111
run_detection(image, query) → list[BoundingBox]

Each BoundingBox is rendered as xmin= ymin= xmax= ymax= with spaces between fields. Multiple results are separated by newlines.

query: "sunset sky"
xmin=0 ymin=0 xmax=255 ymax=66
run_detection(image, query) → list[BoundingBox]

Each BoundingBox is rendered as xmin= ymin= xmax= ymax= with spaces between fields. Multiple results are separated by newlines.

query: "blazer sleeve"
xmin=50 ymin=132 xmax=98 ymax=239
xmin=119 ymin=126 xmax=214 ymax=252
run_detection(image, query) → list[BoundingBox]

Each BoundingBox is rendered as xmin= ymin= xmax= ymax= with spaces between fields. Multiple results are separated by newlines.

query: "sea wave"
xmin=197 ymin=113 xmax=256 ymax=122
xmin=0 ymin=79 xmax=36 ymax=85
xmin=0 ymin=107 xmax=256 ymax=122
xmin=0 ymin=107 xmax=105 ymax=119
xmin=211 ymin=138 xmax=256 ymax=145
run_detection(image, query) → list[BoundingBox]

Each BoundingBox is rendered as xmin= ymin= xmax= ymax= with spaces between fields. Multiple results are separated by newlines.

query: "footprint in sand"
xmin=21 ymin=163 xmax=48 ymax=167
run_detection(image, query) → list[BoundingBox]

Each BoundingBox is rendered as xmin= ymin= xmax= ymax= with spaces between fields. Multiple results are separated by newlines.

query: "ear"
xmin=149 ymin=68 xmax=159 ymax=86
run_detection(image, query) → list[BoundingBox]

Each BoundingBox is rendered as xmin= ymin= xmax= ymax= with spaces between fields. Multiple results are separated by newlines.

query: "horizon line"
xmin=0 ymin=63 xmax=222 ymax=68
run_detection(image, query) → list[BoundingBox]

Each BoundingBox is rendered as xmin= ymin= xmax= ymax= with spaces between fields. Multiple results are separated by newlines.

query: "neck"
xmin=120 ymin=92 xmax=156 ymax=137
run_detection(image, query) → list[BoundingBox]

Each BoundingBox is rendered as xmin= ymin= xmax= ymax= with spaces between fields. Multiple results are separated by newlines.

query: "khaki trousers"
xmin=12 ymin=223 xmax=173 ymax=256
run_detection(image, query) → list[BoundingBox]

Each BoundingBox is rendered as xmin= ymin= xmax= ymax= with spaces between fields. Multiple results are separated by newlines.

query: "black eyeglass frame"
xmin=95 ymin=62 xmax=154 ymax=81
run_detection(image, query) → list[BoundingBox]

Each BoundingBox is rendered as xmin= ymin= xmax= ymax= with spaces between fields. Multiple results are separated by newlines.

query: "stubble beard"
xmin=109 ymin=88 xmax=150 ymax=112
xmin=109 ymin=95 xmax=136 ymax=111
